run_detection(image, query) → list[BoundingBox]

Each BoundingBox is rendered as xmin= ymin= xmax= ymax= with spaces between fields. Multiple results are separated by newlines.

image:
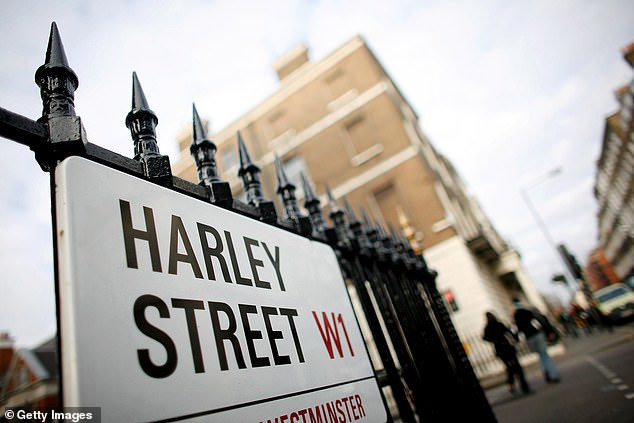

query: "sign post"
xmin=55 ymin=156 xmax=386 ymax=422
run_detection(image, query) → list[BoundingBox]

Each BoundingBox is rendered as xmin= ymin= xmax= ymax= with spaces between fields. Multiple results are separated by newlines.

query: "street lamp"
xmin=520 ymin=167 xmax=562 ymax=251
xmin=520 ymin=167 xmax=561 ymax=250
xmin=519 ymin=167 xmax=578 ymax=296
xmin=552 ymin=273 xmax=576 ymax=298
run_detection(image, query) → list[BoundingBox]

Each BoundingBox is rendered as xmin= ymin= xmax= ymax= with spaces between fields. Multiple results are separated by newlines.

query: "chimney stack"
xmin=0 ymin=332 xmax=15 ymax=380
xmin=273 ymin=44 xmax=309 ymax=81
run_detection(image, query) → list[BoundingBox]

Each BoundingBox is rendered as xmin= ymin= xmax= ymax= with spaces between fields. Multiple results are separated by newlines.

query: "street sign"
xmin=55 ymin=156 xmax=386 ymax=422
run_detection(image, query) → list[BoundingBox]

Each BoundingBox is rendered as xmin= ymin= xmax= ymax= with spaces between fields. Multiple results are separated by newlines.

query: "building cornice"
xmin=173 ymin=80 xmax=389 ymax=180
xmin=329 ymin=146 xmax=418 ymax=200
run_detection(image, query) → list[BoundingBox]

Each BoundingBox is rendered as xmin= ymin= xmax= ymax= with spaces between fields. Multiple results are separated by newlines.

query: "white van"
xmin=594 ymin=283 xmax=634 ymax=323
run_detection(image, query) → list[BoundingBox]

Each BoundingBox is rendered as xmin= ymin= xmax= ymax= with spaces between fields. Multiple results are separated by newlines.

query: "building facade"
xmin=593 ymin=42 xmax=634 ymax=285
xmin=173 ymin=35 xmax=546 ymax=344
xmin=585 ymin=248 xmax=621 ymax=291
xmin=0 ymin=336 xmax=58 ymax=412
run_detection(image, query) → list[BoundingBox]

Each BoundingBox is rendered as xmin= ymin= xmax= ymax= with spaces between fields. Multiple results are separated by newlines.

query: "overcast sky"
xmin=1 ymin=0 xmax=632 ymax=347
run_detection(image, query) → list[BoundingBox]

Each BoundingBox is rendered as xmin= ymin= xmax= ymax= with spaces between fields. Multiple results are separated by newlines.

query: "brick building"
xmin=173 ymin=35 xmax=546 ymax=340
xmin=593 ymin=41 xmax=634 ymax=285
xmin=0 ymin=335 xmax=58 ymax=412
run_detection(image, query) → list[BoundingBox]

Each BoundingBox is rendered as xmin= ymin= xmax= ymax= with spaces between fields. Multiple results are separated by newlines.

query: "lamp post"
xmin=519 ymin=167 xmax=577 ymax=298
xmin=520 ymin=167 xmax=562 ymax=248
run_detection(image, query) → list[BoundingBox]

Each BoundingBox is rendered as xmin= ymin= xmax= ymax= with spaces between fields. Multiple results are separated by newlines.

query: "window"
xmin=345 ymin=116 xmax=375 ymax=153
xmin=324 ymin=69 xmax=350 ymax=101
xmin=371 ymin=183 xmax=401 ymax=228
xmin=267 ymin=110 xmax=289 ymax=141
xmin=342 ymin=115 xmax=383 ymax=165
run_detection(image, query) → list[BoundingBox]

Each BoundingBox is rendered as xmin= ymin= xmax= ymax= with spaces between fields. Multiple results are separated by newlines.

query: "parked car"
xmin=594 ymin=283 xmax=634 ymax=324
xmin=624 ymin=275 xmax=634 ymax=291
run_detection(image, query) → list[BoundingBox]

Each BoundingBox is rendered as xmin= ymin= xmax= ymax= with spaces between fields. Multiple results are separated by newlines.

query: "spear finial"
xmin=126 ymin=72 xmax=160 ymax=160
xmin=325 ymin=184 xmax=341 ymax=215
xmin=190 ymin=103 xmax=222 ymax=186
xmin=275 ymin=155 xmax=294 ymax=192
xmin=343 ymin=197 xmax=359 ymax=224
xmin=237 ymin=131 xmax=257 ymax=174
xmin=125 ymin=72 xmax=171 ymax=184
xmin=237 ymin=131 xmax=264 ymax=206
xmin=275 ymin=155 xmax=301 ymax=221
xmin=301 ymin=172 xmax=326 ymax=235
xmin=325 ymin=184 xmax=349 ymax=245
xmin=33 ymin=22 xmax=87 ymax=171
xmin=35 ymin=21 xmax=79 ymax=120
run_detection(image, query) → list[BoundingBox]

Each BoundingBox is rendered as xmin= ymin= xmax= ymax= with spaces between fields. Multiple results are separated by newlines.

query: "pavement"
xmin=479 ymin=323 xmax=634 ymax=390
xmin=481 ymin=322 xmax=634 ymax=422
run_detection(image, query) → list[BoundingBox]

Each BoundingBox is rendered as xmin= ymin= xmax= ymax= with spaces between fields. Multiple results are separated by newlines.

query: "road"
xmin=486 ymin=323 xmax=634 ymax=423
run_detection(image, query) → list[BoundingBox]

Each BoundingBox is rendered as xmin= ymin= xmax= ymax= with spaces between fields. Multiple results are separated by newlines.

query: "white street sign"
xmin=55 ymin=156 xmax=386 ymax=422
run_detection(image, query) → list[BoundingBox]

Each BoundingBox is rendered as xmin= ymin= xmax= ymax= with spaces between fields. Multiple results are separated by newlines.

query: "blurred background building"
xmin=591 ymin=41 xmax=634 ymax=289
xmin=0 ymin=333 xmax=58 ymax=413
xmin=585 ymin=248 xmax=621 ymax=291
xmin=173 ymin=35 xmax=547 ymax=345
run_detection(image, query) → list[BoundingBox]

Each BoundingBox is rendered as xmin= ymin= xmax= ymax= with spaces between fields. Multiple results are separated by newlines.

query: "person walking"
xmin=483 ymin=311 xmax=531 ymax=394
xmin=513 ymin=299 xmax=561 ymax=383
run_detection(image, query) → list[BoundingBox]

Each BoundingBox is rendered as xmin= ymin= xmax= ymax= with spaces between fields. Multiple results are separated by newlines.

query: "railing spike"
xmin=128 ymin=72 xmax=157 ymax=127
xmin=237 ymin=131 xmax=255 ymax=171
xmin=126 ymin=72 xmax=159 ymax=159
xmin=325 ymin=184 xmax=341 ymax=215
xmin=33 ymin=21 xmax=86 ymax=171
xmin=46 ymin=23 xmax=70 ymax=66
xmin=236 ymin=131 xmax=277 ymax=223
xmin=125 ymin=72 xmax=171 ymax=184
xmin=192 ymin=104 xmax=206 ymax=145
xmin=325 ymin=184 xmax=349 ymax=246
xmin=343 ymin=198 xmax=372 ymax=251
xmin=275 ymin=154 xmax=301 ymax=220
xmin=190 ymin=103 xmax=221 ymax=185
xmin=301 ymin=172 xmax=318 ymax=204
xmin=237 ymin=130 xmax=264 ymax=206
xmin=360 ymin=208 xmax=374 ymax=230
xmin=35 ymin=21 xmax=79 ymax=120
xmin=343 ymin=197 xmax=358 ymax=224
xmin=38 ymin=22 xmax=78 ymax=87
xmin=301 ymin=172 xmax=326 ymax=236
xmin=274 ymin=154 xmax=292 ymax=191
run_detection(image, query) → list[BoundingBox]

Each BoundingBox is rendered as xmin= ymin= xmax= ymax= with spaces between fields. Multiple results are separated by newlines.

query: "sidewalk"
xmin=479 ymin=324 xmax=634 ymax=390
xmin=482 ymin=323 xmax=634 ymax=422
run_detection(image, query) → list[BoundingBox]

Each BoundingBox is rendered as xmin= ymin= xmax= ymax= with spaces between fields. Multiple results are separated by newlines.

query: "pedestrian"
xmin=513 ymin=299 xmax=561 ymax=383
xmin=558 ymin=310 xmax=578 ymax=338
xmin=483 ymin=311 xmax=531 ymax=394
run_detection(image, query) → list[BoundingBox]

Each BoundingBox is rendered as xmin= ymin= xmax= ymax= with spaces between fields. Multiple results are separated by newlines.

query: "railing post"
xmin=274 ymin=155 xmax=312 ymax=235
xmin=190 ymin=103 xmax=232 ymax=207
xmin=125 ymin=72 xmax=172 ymax=186
xmin=342 ymin=201 xmax=418 ymax=422
xmin=419 ymin=264 xmax=498 ymax=422
xmin=236 ymin=131 xmax=277 ymax=223
xmin=300 ymin=172 xmax=327 ymax=238
xmin=325 ymin=185 xmax=351 ymax=247
xmin=360 ymin=213 xmax=441 ymax=419
xmin=33 ymin=21 xmax=87 ymax=171
xmin=319 ymin=196 xmax=400 ymax=421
